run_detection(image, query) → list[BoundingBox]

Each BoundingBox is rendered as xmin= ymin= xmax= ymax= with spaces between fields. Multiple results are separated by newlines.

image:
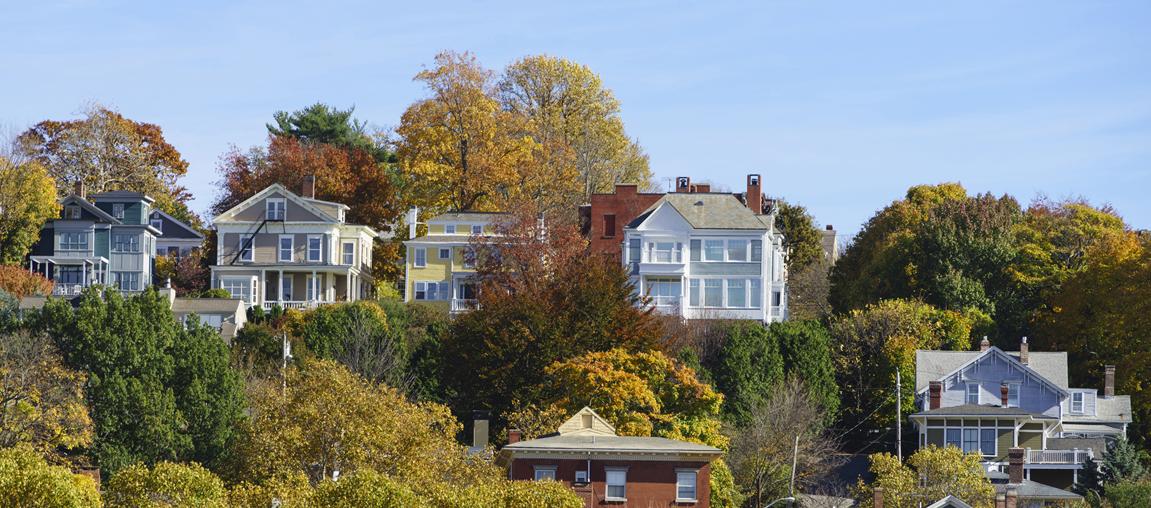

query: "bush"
xmin=1106 ymin=479 xmax=1151 ymax=508
xmin=104 ymin=461 xmax=227 ymax=507
xmin=0 ymin=445 xmax=101 ymax=507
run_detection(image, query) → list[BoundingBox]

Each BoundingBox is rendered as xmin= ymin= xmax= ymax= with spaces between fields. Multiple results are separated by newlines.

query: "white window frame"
xmin=966 ymin=383 xmax=980 ymax=405
xmin=574 ymin=470 xmax=589 ymax=484
xmin=438 ymin=248 xmax=451 ymax=260
xmin=646 ymin=278 xmax=682 ymax=307
xmin=238 ymin=235 xmax=253 ymax=262
xmin=1007 ymin=383 xmax=1020 ymax=408
xmin=59 ymin=232 xmax=89 ymax=251
xmin=413 ymin=248 xmax=427 ymax=268
xmin=220 ymin=277 xmax=253 ymax=303
xmin=307 ymin=235 xmax=322 ymax=262
xmin=266 ymin=198 xmax=286 ymax=220
xmin=112 ymin=271 xmax=141 ymax=291
xmin=605 ymin=467 xmax=627 ymax=501
xmin=112 ymin=234 xmax=140 ymax=253
xmin=342 ymin=241 xmax=355 ymax=266
xmin=112 ymin=203 xmax=125 ymax=219
xmin=150 ymin=218 xmax=164 ymax=232
xmin=533 ymin=466 xmax=557 ymax=481
xmin=727 ymin=239 xmax=748 ymax=261
xmin=675 ymin=469 xmax=698 ymax=503
xmin=471 ymin=224 xmax=483 ymax=235
xmin=1071 ymin=392 xmax=1084 ymax=414
xmin=702 ymin=239 xmax=725 ymax=261
xmin=444 ymin=224 xmax=457 ymax=234
xmin=279 ymin=235 xmax=294 ymax=262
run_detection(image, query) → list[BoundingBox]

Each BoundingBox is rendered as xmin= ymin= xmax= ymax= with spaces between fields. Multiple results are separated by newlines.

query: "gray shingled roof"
xmin=1065 ymin=395 xmax=1133 ymax=423
xmin=430 ymin=211 xmax=509 ymax=222
xmin=503 ymin=434 xmax=721 ymax=455
xmin=910 ymin=404 xmax=1056 ymax=419
xmin=170 ymin=298 xmax=243 ymax=314
xmin=89 ymin=190 xmax=154 ymax=202
xmin=986 ymin=471 xmax=1082 ymax=500
xmin=915 ymin=349 xmax=1068 ymax=392
xmin=631 ymin=194 xmax=774 ymax=230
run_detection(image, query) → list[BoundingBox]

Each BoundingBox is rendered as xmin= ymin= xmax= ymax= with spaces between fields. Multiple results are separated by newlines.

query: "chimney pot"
xmin=1105 ymin=365 xmax=1115 ymax=398
xmin=981 ymin=336 xmax=991 ymax=352
xmin=825 ymin=224 xmax=834 ymax=231
xmin=746 ymin=174 xmax=764 ymax=214
xmin=1001 ymin=383 xmax=1010 ymax=407
xmin=675 ymin=177 xmax=691 ymax=193
xmin=1005 ymin=486 xmax=1018 ymax=508
xmin=1019 ymin=337 xmax=1029 ymax=365
xmin=1008 ymin=448 xmax=1025 ymax=485
xmin=929 ymin=381 xmax=943 ymax=410
xmin=873 ymin=486 xmax=884 ymax=508
xmin=302 ymin=175 xmax=316 ymax=199
xmin=508 ymin=429 xmax=522 ymax=444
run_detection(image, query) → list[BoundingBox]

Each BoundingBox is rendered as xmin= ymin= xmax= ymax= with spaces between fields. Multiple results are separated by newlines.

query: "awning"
xmin=1060 ymin=423 xmax=1122 ymax=435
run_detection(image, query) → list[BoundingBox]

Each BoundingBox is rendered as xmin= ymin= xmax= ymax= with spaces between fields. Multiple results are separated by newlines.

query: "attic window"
xmin=582 ymin=414 xmax=593 ymax=429
xmin=112 ymin=203 xmax=125 ymax=219
xmin=66 ymin=206 xmax=81 ymax=219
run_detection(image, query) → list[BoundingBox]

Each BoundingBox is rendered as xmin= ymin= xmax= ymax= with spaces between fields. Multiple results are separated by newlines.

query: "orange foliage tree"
xmin=0 ymin=266 xmax=53 ymax=298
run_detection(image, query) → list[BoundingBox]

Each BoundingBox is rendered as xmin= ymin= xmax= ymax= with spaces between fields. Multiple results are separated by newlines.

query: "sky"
xmin=3 ymin=1 xmax=1149 ymax=239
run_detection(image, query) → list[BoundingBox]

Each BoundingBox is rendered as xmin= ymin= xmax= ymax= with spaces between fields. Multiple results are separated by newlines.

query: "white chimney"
xmin=407 ymin=207 xmax=420 ymax=239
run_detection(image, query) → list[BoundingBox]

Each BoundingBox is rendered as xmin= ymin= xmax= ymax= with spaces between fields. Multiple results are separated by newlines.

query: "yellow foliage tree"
xmin=105 ymin=461 xmax=227 ymax=508
xmin=0 ymin=445 xmax=101 ymax=507
xmin=0 ymin=330 xmax=92 ymax=462
xmin=854 ymin=446 xmax=995 ymax=508
xmin=0 ymin=157 xmax=59 ymax=265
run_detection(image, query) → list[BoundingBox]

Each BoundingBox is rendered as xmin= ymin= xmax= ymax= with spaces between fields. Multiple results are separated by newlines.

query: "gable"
xmin=150 ymin=210 xmax=204 ymax=239
xmin=917 ymin=347 xmax=1068 ymax=398
xmin=59 ymin=196 xmax=119 ymax=224
xmin=213 ymin=185 xmax=336 ymax=223
xmin=633 ymin=201 xmax=693 ymax=232
xmin=556 ymin=407 xmax=616 ymax=437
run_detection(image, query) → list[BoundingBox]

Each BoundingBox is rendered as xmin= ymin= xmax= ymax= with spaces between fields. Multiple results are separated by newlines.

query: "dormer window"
xmin=112 ymin=203 xmax=125 ymax=219
xmin=266 ymin=198 xmax=286 ymax=220
xmin=1071 ymin=392 xmax=1084 ymax=414
xmin=66 ymin=206 xmax=81 ymax=219
xmin=150 ymin=218 xmax=163 ymax=232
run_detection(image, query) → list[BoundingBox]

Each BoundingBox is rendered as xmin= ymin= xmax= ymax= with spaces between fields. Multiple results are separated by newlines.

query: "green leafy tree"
xmin=773 ymin=199 xmax=824 ymax=273
xmin=0 ymin=157 xmax=59 ymax=265
xmin=1103 ymin=436 xmax=1148 ymax=484
xmin=830 ymin=299 xmax=976 ymax=437
xmin=291 ymin=301 xmax=410 ymax=388
xmin=267 ymin=102 xmax=392 ymax=162
xmin=105 ymin=461 xmax=227 ymax=508
xmin=854 ymin=446 xmax=995 ymax=508
xmin=711 ymin=322 xmax=784 ymax=424
xmin=36 ymin=288 xmax=244 ymax=474
xmin=774 ymin=320 xmax=841 ymax=425
xmin=0 ymin=445 xmax=101 ymax=507
xmin=1105 ymin=479 xmax=1151 ymax=508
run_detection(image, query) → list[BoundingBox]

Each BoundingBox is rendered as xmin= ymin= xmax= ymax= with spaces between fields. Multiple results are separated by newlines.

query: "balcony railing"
xmin=649 ymin=296 xmax=681 ymax=307
xmin=261 ymin=300 xmax=324 ymax=311
xmin=53 ymin=284 xmax=86 ymax=296
xmin=1027 ymin=448 xmax=1092 ymax=465
xmin=451 ymin=299 xmax=479 ymax=313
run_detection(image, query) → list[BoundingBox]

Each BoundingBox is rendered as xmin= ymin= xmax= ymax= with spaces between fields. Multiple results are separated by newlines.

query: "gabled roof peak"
xmin=557 ymin=407 xmax=616 ymax=437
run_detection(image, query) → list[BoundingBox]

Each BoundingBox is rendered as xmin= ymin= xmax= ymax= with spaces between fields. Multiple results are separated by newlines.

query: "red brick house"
xmin=499 ymin=407 xmax=723 ymax=507
xmin=581 ymin=184 xmax=664 ymax=263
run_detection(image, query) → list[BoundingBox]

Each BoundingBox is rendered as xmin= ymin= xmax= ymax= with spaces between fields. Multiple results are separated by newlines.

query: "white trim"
xmin=604 ymin=467 xmax=628 ymax=502
xmin=675 ymin=469 xmax=699 ymax=503
xmin=279 ymin=235 xmax=294 ymax=262
xmin=306 ymin=235 xmax=323 ymax=262
xmin=532 ymin=465 xmax=557 ymax=481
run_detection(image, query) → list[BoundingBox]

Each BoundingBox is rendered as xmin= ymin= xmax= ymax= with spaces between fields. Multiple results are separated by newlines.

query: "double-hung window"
xmin=627 ymin=238 xmax=641 ymax=265
xmin=675 ymin=470 xmax=698 ymax=502
xmin=751 ymin=240 xmax=763 ymax=261
xmin=112 ymin=203 xmax=125 ymax=219
xmin=471 ymin=224 xmax=483 ymax=235
xmin=703 ymin=280 xmax=723 ymax=307
xmin=113 ymin=234 xmax=140 ymax=253
xmin=1007 ymin=383 xmax=1020 ymax=407
xmin=703 ymin=240 xmax=724 ymax=261
xmin=444 ymin=224 xmax=457 ymax=234
xmin=307 ymin=236 xmax=322 ymax=262
xmin=414 ymin=281 xmax=447 ymax=301
xmin=266 ymin=198 xmax=285 ymax=220
xmin=238 ymin=235 xmax=253 ymax=262
xmin=945 ymin=428 xmax=961 ymax=449
xmin=688 ymin=280 xmax=701 ymax=307
xmin=962 ymin=428 xmax=980 ymax=454
xmin=605 ymin=468 xmax=627 ymax=501
xmin=438 ymin=248 xmax=451 ymax=260
xmin=727 ymin=239 xmax=748 ymax=261
xmin=60 ymin=232 xmax=89 ymax=251
xmin=966 ymin=383 xmax=980 ymax=405
xmin=980 ymin=429 xmax=997 ymax=457
xmin=342 ymin=242 xmax=355 ymax=265
xmin=414 ymin=248 xmax=427 ymax=267
xmin=533 ymin=466 xmax=557 ymax=481
xmin=1071 ymin=392 xmax=1084 ymax=414
xmin=279 ymin=236 xmax=293 ymax=262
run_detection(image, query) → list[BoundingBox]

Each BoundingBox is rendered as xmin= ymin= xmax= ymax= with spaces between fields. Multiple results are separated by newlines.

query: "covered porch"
xmin=258 ymin=267 xmax=371 ymax=310
xmin=28 ymin=256 xmax=109 ymax=296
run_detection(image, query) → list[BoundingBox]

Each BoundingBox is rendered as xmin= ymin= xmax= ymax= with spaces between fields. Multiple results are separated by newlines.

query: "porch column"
xmin=346 ymin=273 xmax=351 ymax=301
xmin=278 ymin=270 xmax=284 ymax=304
xmin=259 ymin=269 xmax=266 ymax=306
xmin=311 ymin=270 xmax=317 ymax=302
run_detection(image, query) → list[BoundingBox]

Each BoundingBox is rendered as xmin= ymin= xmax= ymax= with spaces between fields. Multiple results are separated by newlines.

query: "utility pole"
xmin=789 ymin=434 xmax=799 ymax=500
xmin=896 ymin=369 xmax=902 ymax=461
xmin=281 ymin=333 xmax=292 ymax=396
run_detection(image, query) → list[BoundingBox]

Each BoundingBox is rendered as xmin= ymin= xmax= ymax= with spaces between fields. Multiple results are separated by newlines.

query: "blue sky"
xmin=3 ymin=1 xmax=1149 ymax=238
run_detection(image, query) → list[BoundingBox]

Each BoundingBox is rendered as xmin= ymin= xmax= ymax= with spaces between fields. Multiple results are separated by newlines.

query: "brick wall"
xmin=584 ymin=185 xmax=663 ymax=263
xmin=510 ymin=457 xmax=712 ymax=507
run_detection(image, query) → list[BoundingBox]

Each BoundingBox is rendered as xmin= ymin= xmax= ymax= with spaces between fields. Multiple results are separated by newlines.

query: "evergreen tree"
xmin=1073 ymin=454 xmax=1105 ymax=506
xmin=773 ymin=320 xmax=841 ymax=426
xmin=712 ymin=322 xmax=784 ymax=424
xmin=1103 ymin=436 xmax=1148 ymax=484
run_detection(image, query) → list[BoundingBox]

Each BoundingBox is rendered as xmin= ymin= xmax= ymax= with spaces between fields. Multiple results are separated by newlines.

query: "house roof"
xmin=1059 ymin=422 xmax=1125 ymax=435
xmin=986 ymin=471 xmax=1082 ymax=500
xmin=910 ymin=404 xmax=1057 ymax=419
xmin=501 ymin=434 xmax=722 ymax=456
xmin=170 ymin=298 xmax=243 ymax=315
xmin=212 ymin=183 xmax=340 ymax=224
xmin=925 ymin=495 xmax=973 ymax=508
xmin=628 ymin=193 xmax=774 ymax=230
xmin=427 ymin=211 xmax=509 ymax=223
xmin=89 ymin=190 xmax=155 ymax=203
xmin=1065 ymin=395 xmax=1133 ymax=423
xmin=915 ymin=348 xmax=1068 ymax=392
xmin=150 ymin=209 xmax=204 ymax=240
xmin=60 ymin=195 xmax=120 ymax=224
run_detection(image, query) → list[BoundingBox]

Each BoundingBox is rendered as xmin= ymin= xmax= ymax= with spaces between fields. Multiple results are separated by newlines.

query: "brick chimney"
xmin=996 ymin=493 xmax=1006 ymax=508
xmin=694 ymin=183 xmax=711 ymax=193
xmin=508 ymin=429 xmax=522 ymax=444
xmin=929 ymin=381 xmax=943 ymax=410
xmin=73 ymin=180 xmax=86 ymax=199
xmin=1019 ymin=337 xmax=1029 ymax=365
xmin=980 ymin=336 xmax=991 ymax=352
xmin=614 ymin=183 xmax=638 ymax=196
xmin=1008 ymin=447 xmax=1024 ymax=485
xmin=472 ymin=410 xmax=489 ymax=450
xmin=1005 ymin=487 xmax=1018 ymax=508
xmin=873 ymin=486 xmax=883 ymax=508
xmin=1105 ymin=365 xmax=1115 ymax=398
xmin=1001 ymin=383 xmax=1010 ymax=407
xmin=676 ymin=177 xmax=691 ymax=193
xmin=746 ymin=174 xmax=763 ymax=214
xmin=302 ymin=175 xmax=316 ymax=199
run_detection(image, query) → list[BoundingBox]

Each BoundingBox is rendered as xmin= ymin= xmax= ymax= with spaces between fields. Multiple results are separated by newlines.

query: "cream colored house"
xmin=210 ymin=178 xmax=378 ymax=310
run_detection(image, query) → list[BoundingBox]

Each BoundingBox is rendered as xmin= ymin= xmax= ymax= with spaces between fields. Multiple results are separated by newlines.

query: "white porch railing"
xmin=451 ymin=299 xmax=479 ymax=313
xmin=53 ymin=284 xmax=86 ymax=296
xmin=1027 ymin=448 xmax=1092 ymax=465
xmin=261 ymin=301 xmax=324 ymax=311
xmin=650 ymin=296 xmax=681 ymax=307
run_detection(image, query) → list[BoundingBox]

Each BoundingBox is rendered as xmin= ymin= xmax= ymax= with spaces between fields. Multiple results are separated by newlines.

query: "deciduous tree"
xmin=0 ymin=330 xmax=92 ymax=461
xmin=854 ymin=446 xmax=995 ymax=508
xmin=105 ymin=461 xmax=227 ymax=508
xmin=0 ymin=265 xmax=53 ymax=298
xmin=0 ymin=445 xmax=101 ymax=507
xmin=17 ymin=105 xmax=198 ymax=226
xmin=0 ymin=157 xmax=58 ymax=265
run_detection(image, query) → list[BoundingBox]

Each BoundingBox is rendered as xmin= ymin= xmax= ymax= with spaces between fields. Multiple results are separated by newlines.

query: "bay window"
xmin=726 ymin=279 xmax=746 ymax=307
xmin=703 ymin=280 xmax=723 ymax=307
xmin=647 ymin=278 xmax=681 ymax=306
xmin=649 ymin=242 xmax=680 ymax=263
xmin=750 ymin=279 xmax=762 ymax=308
xmin=220 ymin=278 xmax=252 ymax=303
xmin=703 ymin=240 xmax=724 ymax=261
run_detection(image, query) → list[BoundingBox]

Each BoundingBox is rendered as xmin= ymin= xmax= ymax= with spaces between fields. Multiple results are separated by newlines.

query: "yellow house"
xmin=402 ymin=210 xmax=507 ymax=313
